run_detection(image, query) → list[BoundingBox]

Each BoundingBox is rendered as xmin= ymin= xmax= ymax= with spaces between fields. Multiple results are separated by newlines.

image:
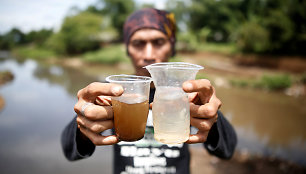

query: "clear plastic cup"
xmin=106 ymin=74 xmax=152 ymax=141
xmin=145 ymin=62 xmax=203 ymax=144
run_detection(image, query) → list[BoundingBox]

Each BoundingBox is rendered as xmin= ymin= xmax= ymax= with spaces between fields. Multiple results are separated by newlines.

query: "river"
xmin=0 ymin=57 xmax=305 ymax=174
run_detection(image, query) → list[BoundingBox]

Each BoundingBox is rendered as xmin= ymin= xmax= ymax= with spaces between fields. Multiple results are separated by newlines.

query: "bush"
xmin=176 ymin=32 xmax=197 ymax=53
xmin=47 ymin=12 xmax=102 ymax=55
xmin=257 ymin=74 xmax=292 ymax=90
xmin=198 ymin=28 xmax=211 ymax=43
xmin=234 ymin=21 xmax=269 ymax=53
xmin=230 ymin=79 xmax=249 ymax=88
xmin=12 ymin=46 xmax=57 ymax=59
xmin=229 ymin=74 xmax=292 ymax=91
xmin=82 ymin=45 xmax=128 ymax=64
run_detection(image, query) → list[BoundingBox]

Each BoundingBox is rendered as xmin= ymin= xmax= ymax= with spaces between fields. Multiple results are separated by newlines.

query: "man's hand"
xmin=182 ymin=79 xmax=222 ymax=144
xmin=74 ymin=82 xmax=123 ymax=145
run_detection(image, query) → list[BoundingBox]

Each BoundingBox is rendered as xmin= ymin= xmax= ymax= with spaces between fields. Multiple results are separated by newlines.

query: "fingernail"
xmin=112 ymin=86 xmax=123 ymax=96
xmin=184 ymin=82 xmax=193 ymax=91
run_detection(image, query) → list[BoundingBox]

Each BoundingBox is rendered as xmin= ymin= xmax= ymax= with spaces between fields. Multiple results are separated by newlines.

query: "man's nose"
xmin=144 ymin=43 xmax=155 ymax=63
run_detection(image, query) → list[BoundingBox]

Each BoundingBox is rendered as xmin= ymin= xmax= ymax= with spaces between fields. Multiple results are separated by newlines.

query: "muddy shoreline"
xmin=0 ymin=70 xmax=14 ymax=111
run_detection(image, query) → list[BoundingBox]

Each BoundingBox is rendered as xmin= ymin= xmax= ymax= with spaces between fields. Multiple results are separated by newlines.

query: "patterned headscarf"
xmin=123 ymin=8 xmax=176 ymax=56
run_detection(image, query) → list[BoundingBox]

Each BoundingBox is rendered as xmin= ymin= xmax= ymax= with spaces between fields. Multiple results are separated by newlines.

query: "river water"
xmin=0 ymin=57 xmax=305 ymax=173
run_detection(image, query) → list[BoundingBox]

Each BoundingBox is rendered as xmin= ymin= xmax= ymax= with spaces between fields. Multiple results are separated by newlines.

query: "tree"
xmin=24 ymin=29 xmax=53 ymax=45
xmin=0 ymin=28 xmax=25 ymax=50
xmin=166 ymin=0 xmax=189 ymax=32
xmin=46 ymin=11 xmax=103 ymax=55
xmin=188 ymin=0 xmax=244 ymax=42
xmin=96 ymin=0 xmax=135 ymax=40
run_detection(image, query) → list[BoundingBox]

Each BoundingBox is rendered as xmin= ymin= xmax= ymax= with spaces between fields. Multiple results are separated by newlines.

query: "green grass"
xmin=12 ymin=46 xmax=57 ymax=59
xmin=82 ymin=44 xmax=129 ymax=64
xmin=196 ymin=73 xmax=210 ymax=80
xmin=230 ymin=79 xmax=250 ymax=88
xmin=169 ymin=56 xmax=183 ymax=62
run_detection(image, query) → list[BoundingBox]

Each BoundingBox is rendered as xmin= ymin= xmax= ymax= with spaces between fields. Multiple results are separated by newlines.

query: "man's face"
xmin=128 ymin=28 xmax=172 ymax=76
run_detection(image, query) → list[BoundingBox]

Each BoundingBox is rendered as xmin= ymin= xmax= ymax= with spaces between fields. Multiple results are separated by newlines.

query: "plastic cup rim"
xmin=144 ymin=62 xmax=204 ymax=70
xmin=105 ymin=74 xmax=152 ymax=83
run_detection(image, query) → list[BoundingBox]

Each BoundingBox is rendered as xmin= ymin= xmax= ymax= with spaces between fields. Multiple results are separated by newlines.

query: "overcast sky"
xmin=0 ymin=0 xmax=166 ymax=34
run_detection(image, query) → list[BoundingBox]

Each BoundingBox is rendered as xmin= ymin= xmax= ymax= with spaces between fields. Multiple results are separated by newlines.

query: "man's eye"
xmin=131 ymin=40 xmax=146 ymax=48
xmin=152 ymin=39 xmax=166 ymax=47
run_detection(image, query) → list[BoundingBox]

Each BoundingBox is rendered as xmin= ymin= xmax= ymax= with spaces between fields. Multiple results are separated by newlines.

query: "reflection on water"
xmin=217 ymin=86 xmax=306 ymax=165
xmin=0 ymin=57 xmax=305 ymax=174
xmin=0 ymin=58 xmax=113 ymax=174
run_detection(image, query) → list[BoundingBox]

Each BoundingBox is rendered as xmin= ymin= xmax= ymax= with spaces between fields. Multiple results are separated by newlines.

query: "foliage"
xmin=256 ymin=74 xmax=292 ymax=90
xmin=176 ymin=32 xmax=197 ymax=52
xmin=82 ymin=44 xmax=128 ymax=64
xmin=195 ymin=42 xmax=238 ymax=54
xmin=179 ymin=0 xmax=306 ymax=55
xmin=198 ymin=28 xmax=211 ymax=43
xmin=231 ymin=74 xmax=292 ymax=90
xmin=2 ymin=0 xmax=306 ymax=56
xmin=165 ymin=0 xmax=189 ymax=32
xmin=230 ymin=79 xmax=250 ymax=88
xmin=12 ymin=46 xmax=57 ymax=60
xmin=0 ymin=28 xmax=26 ymax=49
xmin=188 ymin=0 xmax=243 ymax=42
xmin=24 ymin=29 xmax=53 ymax=45
xmin=234 ymin=20 xmax=269 ymax=53
xmin=46 ymin=12 xmax=102 ymax=55
xmin=0 ymin=28 xmax=53 ymax=50
xmin=95 ymin=0 xmax=135 ymax=39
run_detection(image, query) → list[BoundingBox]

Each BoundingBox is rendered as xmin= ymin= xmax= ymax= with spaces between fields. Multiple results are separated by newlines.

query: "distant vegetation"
xmin=82 ymin=44 xmax=128 ymax=64
xmin=1 ymin=0 xmax=305 ymax=59
xmin=230 ymin=74 xmax=293 ymax=91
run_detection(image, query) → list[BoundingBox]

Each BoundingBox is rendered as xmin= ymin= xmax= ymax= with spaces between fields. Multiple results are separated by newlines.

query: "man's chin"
xmin=136 ymin=69 xmax=151 ymax=77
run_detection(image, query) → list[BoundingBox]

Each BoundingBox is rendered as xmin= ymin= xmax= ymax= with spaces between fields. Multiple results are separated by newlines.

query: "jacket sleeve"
xmin=61 ymin=116 xmax=96 ymax=161
xmin=204 ymin=111 xmax=237 ymax=159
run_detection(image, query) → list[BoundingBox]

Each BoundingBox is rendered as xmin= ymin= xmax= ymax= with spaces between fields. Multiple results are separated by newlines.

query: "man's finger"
xmin=79 ymin=126 xmax=119 ymax=145
xmin=78 ymin=82 xmax=123 ymax=102
xmin=74 ymin=102 xmax=113 ymax=120
xmin=183 ymin=79 xmax=213 ymax=104
xmin=190 ymin=117 xmax=217 ymax=131
xmin=185 ymin=131 xmax=208 ymax=144
xmin=77 ymin=116 xmax=114 ymax=133
xmin=190 ymin=102 xmax=218 ymax=119
xmin=183 ymin=79 xmax=212 ymax=93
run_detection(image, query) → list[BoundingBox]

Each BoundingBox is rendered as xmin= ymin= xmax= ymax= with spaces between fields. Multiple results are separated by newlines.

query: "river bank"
xmin=190 ymin=147 xmax=306 ymax=174
xmin=0 ymin=70 xmax=14 ymax=111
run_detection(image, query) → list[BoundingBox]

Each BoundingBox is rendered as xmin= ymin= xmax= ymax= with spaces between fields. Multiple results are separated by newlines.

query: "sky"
xmin=0 ymin=0 xmax=166 ymax=34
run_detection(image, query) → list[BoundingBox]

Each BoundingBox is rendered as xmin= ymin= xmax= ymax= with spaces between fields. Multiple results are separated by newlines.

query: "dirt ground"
xmin=180 ymin=52 xmax=306 ymax=77
xmin=190 ymin=147 xmax=306 ymax=174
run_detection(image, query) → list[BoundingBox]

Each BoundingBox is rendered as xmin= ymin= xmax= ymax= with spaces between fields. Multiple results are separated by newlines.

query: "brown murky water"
xmin=0 ymin=57 xmax=305 ymax=174
xmin=217 ymin=87 xmax=306 ymax=164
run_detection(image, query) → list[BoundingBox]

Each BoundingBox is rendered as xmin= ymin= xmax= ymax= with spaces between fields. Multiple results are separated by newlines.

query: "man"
xmin=62 ymin=8 xmax=237 ymax=174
